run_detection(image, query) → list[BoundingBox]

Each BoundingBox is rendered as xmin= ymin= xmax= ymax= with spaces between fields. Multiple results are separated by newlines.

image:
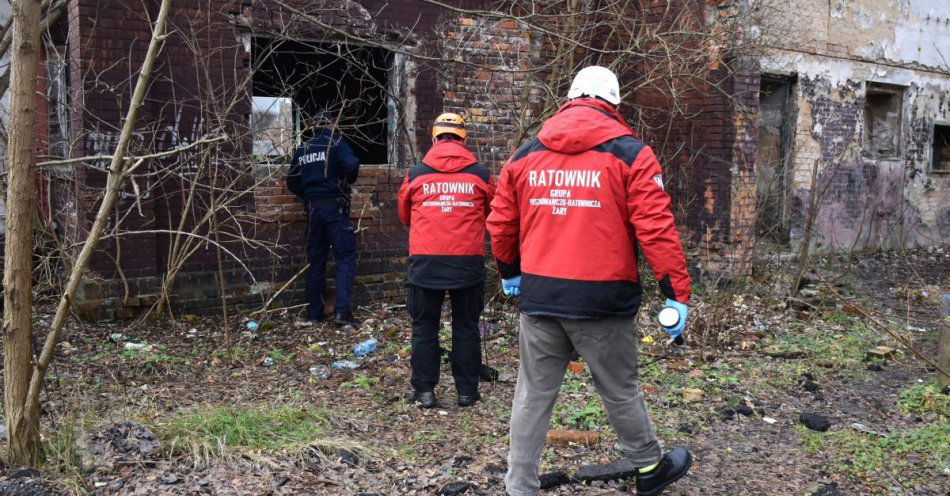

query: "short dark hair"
xmin=435 ymin=133 xmax=463 ymax=141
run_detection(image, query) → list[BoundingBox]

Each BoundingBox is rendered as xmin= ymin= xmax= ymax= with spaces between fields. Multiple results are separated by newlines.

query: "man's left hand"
xmin=663 ymin=298 xmax=688 ymax=339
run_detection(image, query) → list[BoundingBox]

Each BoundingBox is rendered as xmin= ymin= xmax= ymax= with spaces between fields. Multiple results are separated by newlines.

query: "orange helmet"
xmin=432 ymin=112 xmax=467 ymax=139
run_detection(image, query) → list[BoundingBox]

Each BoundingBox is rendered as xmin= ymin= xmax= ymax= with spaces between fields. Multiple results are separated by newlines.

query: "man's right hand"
xmin=502 ymin=276 xmax=521 ymax=296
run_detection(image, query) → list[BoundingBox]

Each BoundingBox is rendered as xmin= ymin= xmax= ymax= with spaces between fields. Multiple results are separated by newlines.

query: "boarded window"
xmin=933 ymin=123 xmax=950 ymax=173
xmin=862 ymin=83 xmax=903 ymax=158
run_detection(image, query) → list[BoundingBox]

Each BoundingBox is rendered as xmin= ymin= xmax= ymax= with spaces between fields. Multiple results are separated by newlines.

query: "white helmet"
xmin=567 ymin=66 xmax=621 ymax=105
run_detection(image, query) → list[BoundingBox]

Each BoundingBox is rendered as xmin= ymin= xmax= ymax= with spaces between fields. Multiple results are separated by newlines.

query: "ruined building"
xmin=3 ymin=0 xmax=947 ymax=318
xmin=755 ymin=0 xmax=950 ymax=249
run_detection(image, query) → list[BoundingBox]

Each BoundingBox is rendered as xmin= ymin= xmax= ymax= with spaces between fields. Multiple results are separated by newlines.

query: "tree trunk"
xmin=940 ymin=294 xmax=950 ymax=388
xmin=3 ymin=0 xmax=44 ymax=466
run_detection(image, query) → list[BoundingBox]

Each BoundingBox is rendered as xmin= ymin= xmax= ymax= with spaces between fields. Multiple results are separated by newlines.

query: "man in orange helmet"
xmin=398 ymin=113 xmax=495 ymax=408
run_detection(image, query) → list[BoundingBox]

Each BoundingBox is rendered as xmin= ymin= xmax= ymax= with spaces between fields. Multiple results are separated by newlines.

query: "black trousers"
xmin=407 ymin=283 xmax=484 ymax=395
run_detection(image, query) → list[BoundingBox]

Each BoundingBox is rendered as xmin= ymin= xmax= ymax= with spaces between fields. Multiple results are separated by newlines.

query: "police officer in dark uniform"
xmin=286 ymin=112 xmax=360 ymax=326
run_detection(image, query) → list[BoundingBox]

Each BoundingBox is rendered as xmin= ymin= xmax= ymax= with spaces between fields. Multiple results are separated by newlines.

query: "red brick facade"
xmin=41 ymin=0 xmax=753 ymax=319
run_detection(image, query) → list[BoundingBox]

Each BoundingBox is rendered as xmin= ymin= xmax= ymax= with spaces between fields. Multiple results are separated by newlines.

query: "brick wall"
xmin=46 ymin=0 xmax=755 ymax=319
xmin=57 ymin=0 xmax=436 ymax=319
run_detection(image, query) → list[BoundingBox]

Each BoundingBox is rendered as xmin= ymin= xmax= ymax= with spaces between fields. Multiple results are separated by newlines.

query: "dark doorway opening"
xmin=755 ymin=76 xmax=794 ymax=245
xmin=251 ymin=38 xmax=392 ymax=165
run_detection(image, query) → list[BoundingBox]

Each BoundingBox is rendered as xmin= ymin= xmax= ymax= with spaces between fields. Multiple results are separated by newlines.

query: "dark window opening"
xmin=862 ymin=82 xmax=903 ymax=158
xmin=251 ymin=38 xmax=392 ymax=165
xmin=933 ymin=123 xmax=950 ymax=173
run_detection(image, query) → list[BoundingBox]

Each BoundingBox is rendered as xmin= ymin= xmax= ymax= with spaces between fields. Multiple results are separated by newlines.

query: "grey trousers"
xmin=505 ymin=313 xmax=661 ymax=496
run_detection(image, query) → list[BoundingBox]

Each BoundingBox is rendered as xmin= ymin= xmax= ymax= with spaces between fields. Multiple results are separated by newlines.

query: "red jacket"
xmin=398 ymin=139 xmax=495 ymax=289
xmin=487 ymin=98 xmax=691 ymax=318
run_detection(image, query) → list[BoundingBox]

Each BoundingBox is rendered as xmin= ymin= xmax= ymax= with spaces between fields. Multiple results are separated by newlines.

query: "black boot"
xmin=457 ymin=391 xmax=480 ymax=407
xmin=411 ymin=390 xmax=437 ymax=409
xmin=333 ymin=312 xmax=358 ymax=327
xmin=635 ymin=447 xmax=692 ymax=496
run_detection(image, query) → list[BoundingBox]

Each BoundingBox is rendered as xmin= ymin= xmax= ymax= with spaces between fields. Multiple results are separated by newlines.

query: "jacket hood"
xmin=422 ymin=140 xmax=478 ymax=172
xmin=538 ymin=98 xmax=635 ymax=154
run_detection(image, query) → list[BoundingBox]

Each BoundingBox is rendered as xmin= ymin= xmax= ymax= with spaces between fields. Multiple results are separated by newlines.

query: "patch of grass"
xmin=155 ymin=403 xmax=363 ymax=462
xmin=411 ymin=428 xmax=445 ymax=443
xmin=821 ymin=310 xmax=851 ymax=324
xmin=553 ymin=397 xmax=608 ymax=431
xmin=341 ymin=374 xmax=379 ymax=390
xmin=212 ymin=346 xmax=248 ymax=361
xmin=268 ymin=348 xmax=293 ymax=364
xmin=827 ymin=423 xmax=950 ymax=484
xmin=42 ymin=418 xmax=83 ymax=471
xmin=41 ymin=413 xmax=96 ymax=494
xmin=799 ymin=429 xmax=824 ymax=455
xmin=562 ymin=375 xmax=586 ymax=393
xmin=764 ymin=321 xmax=879 ymax=366
xmin=897 ymin=381 xmax=949 ymax=418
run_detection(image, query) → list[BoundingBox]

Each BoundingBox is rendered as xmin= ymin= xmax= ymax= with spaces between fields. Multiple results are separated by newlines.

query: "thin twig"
xmin=819 ymin=279 xmax=949 ymax=379
xmin=252 ymin=264 xmax=310 ymax=316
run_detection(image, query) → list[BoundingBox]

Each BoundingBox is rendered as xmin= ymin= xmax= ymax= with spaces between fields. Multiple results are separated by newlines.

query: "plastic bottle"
xmin=124 ymin=342 xmax=153 ymax=352
xmin=332 ymin=359 xmax=359 ymax=369
xmin=309 ymin=365 xmax=331 ymax=379
xmin=657 ymin=306 xmax=685 ymax=346
xmin=352 ymin=338 xmax=379 ymax=357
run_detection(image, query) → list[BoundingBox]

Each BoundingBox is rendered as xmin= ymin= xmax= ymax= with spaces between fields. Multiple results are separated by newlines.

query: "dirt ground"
xmin=1 ymin=248 xmax=948 ymax=495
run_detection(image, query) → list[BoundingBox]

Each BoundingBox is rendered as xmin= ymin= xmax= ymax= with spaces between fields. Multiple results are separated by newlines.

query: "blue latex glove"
xmin=502 ymin=276 xmax=521 ymax=296
xmin=663 ymin=298 xmax=688 ymax=339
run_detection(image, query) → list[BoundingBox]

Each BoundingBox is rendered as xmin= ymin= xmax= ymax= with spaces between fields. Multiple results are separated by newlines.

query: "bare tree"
xmin=2 ymin=0 xmax=177 ymax=464
xmin=3 ymin=0 xmax=44 ymax=466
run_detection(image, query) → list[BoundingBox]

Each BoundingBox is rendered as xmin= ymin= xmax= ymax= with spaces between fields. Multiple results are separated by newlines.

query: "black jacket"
xmin=286 ymin=128 xmax=360 ymax=201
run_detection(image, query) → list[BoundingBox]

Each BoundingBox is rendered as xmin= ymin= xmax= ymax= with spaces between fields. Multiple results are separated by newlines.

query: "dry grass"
xmin=152 ymin=403 xmax=367 ymax=466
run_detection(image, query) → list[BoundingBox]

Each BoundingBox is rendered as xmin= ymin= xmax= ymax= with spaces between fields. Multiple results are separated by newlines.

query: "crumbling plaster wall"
xmin=760 ymin=0 xmax=950 ymax=250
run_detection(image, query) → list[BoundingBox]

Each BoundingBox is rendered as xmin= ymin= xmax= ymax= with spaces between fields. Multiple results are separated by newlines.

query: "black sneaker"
xmin=457 ymin=391 xmax=481 ymax=407
xmin=635 ymin=447 xmax=692 ymax=496
xmin=411 ymin=390 xmax=437 ymax=409
xmin=333 ymin=312 xmax=359 ymax=327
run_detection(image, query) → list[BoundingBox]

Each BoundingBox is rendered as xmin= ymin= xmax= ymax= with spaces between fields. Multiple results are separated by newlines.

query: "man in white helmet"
xmin=488 ymin=65 xmax=693 ymax=496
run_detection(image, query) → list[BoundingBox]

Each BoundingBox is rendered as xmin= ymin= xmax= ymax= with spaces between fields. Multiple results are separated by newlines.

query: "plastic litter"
xmin=246 ymin=320 xmax=259 ymax=331
xmin=309 ymin=365 xmax=331 ymax=379
xmin=123 ymin=342 xmax=153 ymax=352
xmin=332 ymin=359 xmax=359 ymax=369
xmin=352 ymin=338 xmax=378 ymax=357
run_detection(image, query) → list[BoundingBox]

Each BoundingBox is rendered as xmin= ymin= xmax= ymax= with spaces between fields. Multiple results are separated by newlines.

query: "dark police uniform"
xmin=286 ymin=127 xmax=360 ymax=321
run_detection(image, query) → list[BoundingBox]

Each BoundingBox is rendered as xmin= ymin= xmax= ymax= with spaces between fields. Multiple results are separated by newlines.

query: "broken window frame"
xmin=861 ymin=82 xmax=905 ymax=160
xmin=246 ymin=34 xmax=401 ymax=168
xmin=932 ymin=121 xmax=950 ymax=174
